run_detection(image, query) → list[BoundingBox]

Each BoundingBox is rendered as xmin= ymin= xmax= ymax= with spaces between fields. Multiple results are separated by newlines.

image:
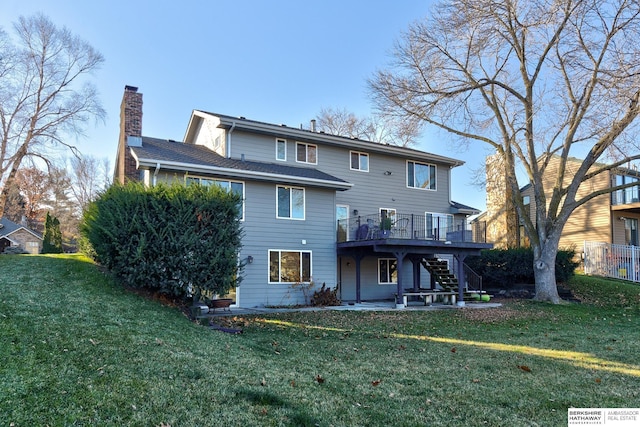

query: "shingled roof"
xmin=130 ymin=137 xmax=352 ymax=190
xmin=0 ymin=217 xmax=42 ymax=240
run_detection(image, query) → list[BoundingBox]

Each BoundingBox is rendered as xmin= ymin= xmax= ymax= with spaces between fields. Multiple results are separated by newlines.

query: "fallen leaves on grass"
xmin=371 ymin=379 xmax=382 ymax=387
xmin=458 ymin=304 xmax=544 ymax=323
xmin=315 ymin=375 xmax=325 ymax=384
xmin=517 ymin=365 xmax=532 ymax=373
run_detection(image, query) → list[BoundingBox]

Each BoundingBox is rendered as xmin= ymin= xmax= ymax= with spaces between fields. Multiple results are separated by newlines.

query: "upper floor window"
xmin=269 ymin=250 xmax=312 ymax=283
xmin=350 ymin=151 xmax=369 ymax=172
xmin=614 ymin=174 xmax=639 ymax=205
xmin=407 ymin=161 xmax=436 ymax=190
xmin=296 ymin=142 xmax=317 ymax=164
xmin=276 ymin=138 xmax=287 ymax=161
xmin=186 ymin=177 xmax=245 ymax=220
xmin=277 ymin=185 xmax=305 ymax=220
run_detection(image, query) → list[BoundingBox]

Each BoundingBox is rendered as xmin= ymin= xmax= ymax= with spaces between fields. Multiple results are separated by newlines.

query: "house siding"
xmin=541 ymin=157 xmax=612 ymax=251
xmin=222 ymin=124 xmax=459 ymax=303
xmin=227 ymin=128 xmax=453 ymax=218
xmin=239 ymin=181 xmax=337 ymax=307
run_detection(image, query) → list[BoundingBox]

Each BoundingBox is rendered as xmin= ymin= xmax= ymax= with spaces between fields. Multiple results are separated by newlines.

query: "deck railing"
xmin=337 ymin=213 xmax=485 ymax=244
xmin=584 ymin=241 xmax=640 ymax=283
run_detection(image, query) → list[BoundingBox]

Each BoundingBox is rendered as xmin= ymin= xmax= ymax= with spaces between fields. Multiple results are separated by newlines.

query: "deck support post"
xmin=393 ymin=250 xmax=408 ymax=308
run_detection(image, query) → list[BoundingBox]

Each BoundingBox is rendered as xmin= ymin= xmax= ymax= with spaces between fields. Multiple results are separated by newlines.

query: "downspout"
xmin=227 ymin=121 xmax=236 ymax=158
xmin=153 ymin=163 xmax=161 ymax=186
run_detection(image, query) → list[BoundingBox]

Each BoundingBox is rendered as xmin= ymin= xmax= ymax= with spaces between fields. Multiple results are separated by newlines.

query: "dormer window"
xmin=296 ymin=142 xmax=317 ymax=164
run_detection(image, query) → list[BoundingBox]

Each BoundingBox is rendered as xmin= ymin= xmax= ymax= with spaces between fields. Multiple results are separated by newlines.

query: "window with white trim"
xmin=276 ymin=138 xmax=287 ymax=161
xmin=269 ymin=250 xmax=312 ymax=283
xmin=296 ymin=142 xmax=317 ymax=164
xmin=186 ymin=177 xmax=245 ymax=220
xmin=378 ymin=258 xmax=397 ymax=284
xmin=407 ymin=161 xmax=436 ymax=190
xmin=277 ymin=186 xmax=305 ymax=219
xmin=350 ymin=151 xmax=369 ymax=172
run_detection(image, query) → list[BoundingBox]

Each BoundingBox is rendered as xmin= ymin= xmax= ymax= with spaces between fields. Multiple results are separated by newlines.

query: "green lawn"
xmin=1 ymin=254 xmax=640 ymax=426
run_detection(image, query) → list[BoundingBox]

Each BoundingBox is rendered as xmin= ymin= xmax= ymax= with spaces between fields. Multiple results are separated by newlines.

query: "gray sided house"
xmin=114 ymin=86 xmax=490 ymax=308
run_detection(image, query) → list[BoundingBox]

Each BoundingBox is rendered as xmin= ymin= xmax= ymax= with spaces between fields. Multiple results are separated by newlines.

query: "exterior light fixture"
xmin=247 ymin=255 xmax=254 ymax=264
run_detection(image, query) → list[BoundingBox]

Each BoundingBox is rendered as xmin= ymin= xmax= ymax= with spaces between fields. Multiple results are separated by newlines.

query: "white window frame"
xmin=276 ymin=138 xmax=287 ymax=161
xmin=276 ymin=185 xmax=305 ymax=220
xmin=378 ymin=258 xmax=397 ymax=285
xmin=407 ymin=160 xmax=437 ymax=190
xmin=336 ymin=204 xmax=349 ymax=241
xmin=296 ymin=142 xmax=318 ymax=164
xmin=185 ymin=176 xmax=245 ymax=221
xmin=349 ymin=151 xmax=369 ymax=172
xmin=380 ymin=208 xmax=397 ymax=223
xmin=268 ymin=249 xmax=312 ymax=284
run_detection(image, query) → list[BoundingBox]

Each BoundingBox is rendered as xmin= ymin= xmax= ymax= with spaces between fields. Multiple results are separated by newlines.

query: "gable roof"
xmin=185 ymin=111 xmax=465 ymax=168
xmin=450 ymin=201 xmax=480 ymax=215
xmin=130 ymin=137 xmax=352 ymax=191
xmin=0 ymin=218 xmax=42 ymax=240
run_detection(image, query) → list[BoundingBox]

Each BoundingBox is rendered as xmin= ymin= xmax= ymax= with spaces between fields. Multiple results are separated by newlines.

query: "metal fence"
xmin=337 ymin=212 xmax=484 ymax=243
xmin=583 ymin=241 xmax=640 ymax=283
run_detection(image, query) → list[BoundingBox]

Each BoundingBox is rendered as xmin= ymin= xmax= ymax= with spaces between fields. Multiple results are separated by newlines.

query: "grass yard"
xmin=1 ymin=255 xmax=640 ymax=426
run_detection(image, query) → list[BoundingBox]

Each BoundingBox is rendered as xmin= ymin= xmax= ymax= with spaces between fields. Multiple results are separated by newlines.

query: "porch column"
xmin=354 ymin=254 xmax=364 ymax=304
xmin=456 ymin=253 xmax=467 ymax=307
xmin=411 ymin=257 xmax=421 ymax=291
xmin=393 ymin=251 xmax=408 ymax=308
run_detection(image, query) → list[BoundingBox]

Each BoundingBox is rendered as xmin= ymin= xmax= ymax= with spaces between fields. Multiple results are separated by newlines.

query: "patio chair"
xmin=392 ymin=217 xmax=409 ymax=238
xmin=366 ymin=218 xmax=379 ymax=239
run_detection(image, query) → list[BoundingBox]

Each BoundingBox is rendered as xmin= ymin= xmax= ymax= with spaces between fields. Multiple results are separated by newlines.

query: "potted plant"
xmin=379 ymin=217 xmax=393 ymax=238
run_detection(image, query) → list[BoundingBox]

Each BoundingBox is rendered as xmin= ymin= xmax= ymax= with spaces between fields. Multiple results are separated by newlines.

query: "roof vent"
xmin=310 ymin=119 xmax=316 ymax=132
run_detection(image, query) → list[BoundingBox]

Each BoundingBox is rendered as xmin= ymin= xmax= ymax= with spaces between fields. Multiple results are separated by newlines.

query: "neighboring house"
xmin=0 ymin=217 xmax=43 ymax=254
xmin=479 ymin=154 xmax=640 ymax=253
xmin=114 ymin=86 xmax=490 ymax=308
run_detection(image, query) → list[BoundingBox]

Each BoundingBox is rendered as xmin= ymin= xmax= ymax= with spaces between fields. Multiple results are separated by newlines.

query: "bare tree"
xmin=9 ymin=167 xmax=51 ymax=229
xmin=0 ymin=14 xmax=105 ymax=219
xmin=68 ymin=155 xmax=111 ymax=212
xmin=370 ymin=0 xmax=640 ymax=303
xmin=315 ymin=107 xmax=421 ymax=147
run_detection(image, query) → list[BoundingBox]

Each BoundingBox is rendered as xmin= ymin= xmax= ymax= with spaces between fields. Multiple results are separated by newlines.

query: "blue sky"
xmin=2 ymin=0 xmax=489 ymax=211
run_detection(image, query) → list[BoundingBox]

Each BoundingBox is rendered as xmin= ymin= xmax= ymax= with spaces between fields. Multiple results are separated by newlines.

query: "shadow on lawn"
xmin=235 ymin=389 xmax=320 ymax=426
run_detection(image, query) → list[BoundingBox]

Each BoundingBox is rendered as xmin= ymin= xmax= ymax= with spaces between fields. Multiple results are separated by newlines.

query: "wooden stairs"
xmin=421 ymin=258 xmax=458 ymax=291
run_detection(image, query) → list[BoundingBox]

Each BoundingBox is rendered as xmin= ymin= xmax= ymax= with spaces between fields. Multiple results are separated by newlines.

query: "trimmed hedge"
xmin=465 ymin=247 xmax=580 ymax=288
xmin=81 ymin=182 xmax=243 ymax=300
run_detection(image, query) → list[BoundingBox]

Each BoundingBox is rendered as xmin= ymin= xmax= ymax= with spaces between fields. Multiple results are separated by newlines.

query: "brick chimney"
xmin=116 ymin=85 xmax=143 ymax=184
xmin=484 ymin=153 xmax=519 ymax=248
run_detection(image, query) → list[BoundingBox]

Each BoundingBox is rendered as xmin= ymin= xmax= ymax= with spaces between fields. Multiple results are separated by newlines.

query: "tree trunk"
xmin=532 ymin=240 xmax=562 ymax=303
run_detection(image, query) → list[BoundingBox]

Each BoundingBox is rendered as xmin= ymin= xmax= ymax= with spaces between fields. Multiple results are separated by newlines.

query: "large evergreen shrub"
xmin=81 ymin=182 xmax=243 ymax=300
xmin=465 ymin=247 xmax=579 ymax=288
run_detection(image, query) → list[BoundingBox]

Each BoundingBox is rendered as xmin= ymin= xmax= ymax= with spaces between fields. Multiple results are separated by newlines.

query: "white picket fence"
xmin=583 ymin=241 xmax=640 ymax=283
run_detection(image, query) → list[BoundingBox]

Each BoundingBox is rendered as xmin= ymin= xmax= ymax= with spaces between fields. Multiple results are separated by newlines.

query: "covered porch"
xmin=337 ymin=238 xmax=492 ymax=308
